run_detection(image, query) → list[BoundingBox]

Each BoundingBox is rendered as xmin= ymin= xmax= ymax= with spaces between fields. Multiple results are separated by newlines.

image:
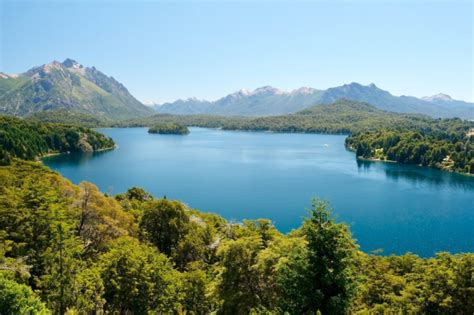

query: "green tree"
xmin=351 ymin=253 xmax=422 ymax=313
xmin=139 ymin=199 xmax=190 ymax=256
xmin=39 ymin=223 xmax=73 ymax=314
xmin=75 ymin=182 xmax=134 ymax=258
xmin=275 ymin=239 xmax=311 ymax=313
xmin=180 ymin=264 xmax=215 ymax=314
xmin=420 ymin=253 xmax=474 ymax=314
xmin=173 ymin=222 xmax=206 ymax=271
xmin=0 ymin=274 xmax=50 ymax=314
xmin=70 ymin=267 xmax=105 ymax=313
xmin=98 ymin=237 xmax=181 ymax=313
xmin=278 ymin=199 xmax=359 ymax=314
xmin=124 ymin=186 xmax=153 ymax=202
xmin=217 ymin=236 xmax=263 ymax=314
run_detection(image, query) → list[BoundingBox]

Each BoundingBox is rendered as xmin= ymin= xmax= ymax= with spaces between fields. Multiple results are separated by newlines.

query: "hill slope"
xmin=26 ymin=109 xmax=110 ymax=128
xmin=153 ymin=83 xmax=474 ymax=119
xmin=0 ymin=59 xmax=154 ymax=120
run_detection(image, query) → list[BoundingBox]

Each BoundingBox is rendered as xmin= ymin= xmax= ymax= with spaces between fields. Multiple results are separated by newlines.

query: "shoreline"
xmin=38 ymin=144 xmax=117 ymax=161
xmin=346 ymin=143 xmax=473 ymax=176
xmin=356 ymin=155 xmax=474 ymax=177
xmin=357 ymin=156 xmax=398 ymax=164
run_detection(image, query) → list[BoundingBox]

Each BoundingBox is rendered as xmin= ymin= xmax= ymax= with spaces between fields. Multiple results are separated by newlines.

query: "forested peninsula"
xmin=0 ymin=116 xmax=115 ymax=165
xmin=346 ymin=129 xmax=474 ymax=174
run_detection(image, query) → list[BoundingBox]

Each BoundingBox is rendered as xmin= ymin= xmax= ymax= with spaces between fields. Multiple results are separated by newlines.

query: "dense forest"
xmin=0 ymin=116 xmax=114 ymax=165
xmin=148 ymin=123 xmax=189 ymax=135
xmin=346 ymin=128 xmax=474 ymax=174
xmin=0 ymin=160 xmax=473 ymax=314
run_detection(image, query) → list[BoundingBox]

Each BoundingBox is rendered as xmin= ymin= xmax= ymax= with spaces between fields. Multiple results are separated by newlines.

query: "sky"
xmin=1 ymin=0 xmax=473 ymax=103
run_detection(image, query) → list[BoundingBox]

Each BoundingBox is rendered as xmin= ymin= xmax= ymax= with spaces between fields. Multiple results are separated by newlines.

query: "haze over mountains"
xmin=152 ymin=83 xmax=474 ymax=119
xmin=0 ymin=59 xmax=154 ymax=120
xmin=0 ymin=59 xmax=472 ymax=120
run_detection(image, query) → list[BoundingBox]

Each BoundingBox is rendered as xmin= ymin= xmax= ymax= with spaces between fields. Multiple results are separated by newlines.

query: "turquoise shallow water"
xmin=43 ymin=127 xmax=474 ymax=257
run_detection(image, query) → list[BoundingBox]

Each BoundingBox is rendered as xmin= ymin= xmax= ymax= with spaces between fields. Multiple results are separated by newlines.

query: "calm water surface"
xmin=43 ymin=127 xmax=474 ymax=256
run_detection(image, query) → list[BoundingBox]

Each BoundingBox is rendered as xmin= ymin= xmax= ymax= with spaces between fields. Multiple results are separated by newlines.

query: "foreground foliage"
xmin=0 ymin=115 xmax=114 ymax=165
xmin=0 ymin=160 xmax=472 ymax=314
xmin=0 ymin=274 xmax=49 ymax=314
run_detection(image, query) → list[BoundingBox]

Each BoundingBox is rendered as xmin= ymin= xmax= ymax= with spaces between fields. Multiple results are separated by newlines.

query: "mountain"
xmin=297 ymin=98 xmax=385 ymax=116
xmin=422 ymin=93 xmax=453 ymax=102
xmin=421 ymin=93 xmax=474 ymax=118
xmin=0 ymin=59 xmax=154 ymax=120
xmin=152 ymin=97 xmax=213 ymax=115
xmin=154 ymin=83 xmax=474 ymax=119
xmin=319 ymin=84 xmax=473 ymax=118
xmin=154 ymin=86 xmax=324 ymax=116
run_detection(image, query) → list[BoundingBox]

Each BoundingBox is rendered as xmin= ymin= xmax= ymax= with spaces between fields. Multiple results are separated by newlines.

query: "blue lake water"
xmin=43 ymin=127 xmax=474 ymax=257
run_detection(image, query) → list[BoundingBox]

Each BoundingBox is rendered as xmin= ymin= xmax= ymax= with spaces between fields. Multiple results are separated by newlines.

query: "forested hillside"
xmin=0 ymin=116 xmax=114 ymax=165
xmin=26 ymin=109 xmax=110 ymax=128
xmin=0 ymin=160 xmax=472 ymax=314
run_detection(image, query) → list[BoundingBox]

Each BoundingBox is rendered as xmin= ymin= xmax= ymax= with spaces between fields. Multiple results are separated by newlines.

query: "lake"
xmin=43 ymin=127 xmax=474 ymax=257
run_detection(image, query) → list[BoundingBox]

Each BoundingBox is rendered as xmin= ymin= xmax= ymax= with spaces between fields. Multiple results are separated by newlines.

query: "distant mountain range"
xmin=152 ymin=83 xmax=474 ymax=119
xmin=0 ymin=59 xmax=472 ymax=120
xmin=0 ymin=59 xmax=154 ymax=120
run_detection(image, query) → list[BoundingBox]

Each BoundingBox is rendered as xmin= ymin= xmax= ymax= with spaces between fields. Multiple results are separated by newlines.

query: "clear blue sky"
xmin=1 ymin=0 xmax=472 ymax=103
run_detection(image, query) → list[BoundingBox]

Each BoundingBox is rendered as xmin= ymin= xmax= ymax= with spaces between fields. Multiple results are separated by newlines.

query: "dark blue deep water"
xmin=43 ymin=127 xmax=474 ymax=257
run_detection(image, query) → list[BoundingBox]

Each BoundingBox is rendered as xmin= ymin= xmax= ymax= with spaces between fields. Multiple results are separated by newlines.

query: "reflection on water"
xmin=43 ymin=150 xmax=108 ymax=166
xmin=356 ymin=159 xmax=474 ymax=190
xmin=49 ymin=152 xmax=474 ymax=191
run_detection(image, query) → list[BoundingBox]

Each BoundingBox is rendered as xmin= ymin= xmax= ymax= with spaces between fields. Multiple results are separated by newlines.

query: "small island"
xmin=148 ymin=123 xmax=190 ymax=135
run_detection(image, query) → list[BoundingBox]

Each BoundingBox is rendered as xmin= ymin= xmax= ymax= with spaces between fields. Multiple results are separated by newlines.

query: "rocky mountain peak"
xmin=422 ymin=93 xmax=453 ymax=102
xmin=252 ymin=86 xmax=284 ymax=95
xmin=0 ymin=72 xmax=19 ymax=79
xmin=291 ymin=87 xmax=317 ymax=95
xmin=62 ymin=58 xmax=83 ymax=69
